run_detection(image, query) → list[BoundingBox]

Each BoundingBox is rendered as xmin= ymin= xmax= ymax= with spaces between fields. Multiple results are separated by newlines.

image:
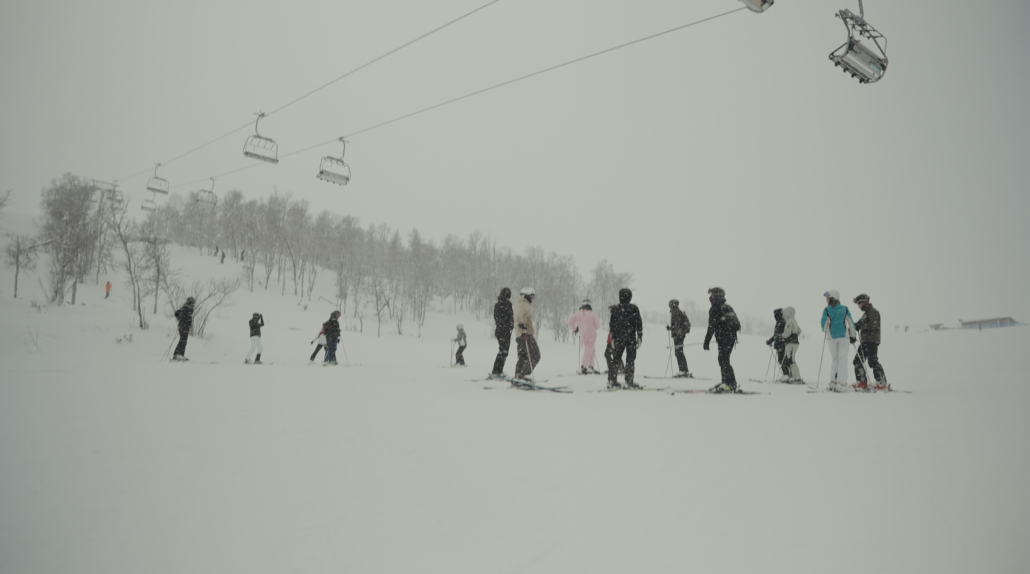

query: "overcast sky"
xmin=2 ymin=0 xmax=1028 ymax=328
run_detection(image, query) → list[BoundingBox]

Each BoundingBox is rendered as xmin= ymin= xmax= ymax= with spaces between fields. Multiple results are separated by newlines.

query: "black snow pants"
xmin=492 ymin=331 xmax=511 ymax=375
xmin=310 ymin=344 xmax=324 ymax=362
xmin=174 ymin=330 xmax=189 ymax=358
xmin=514 ymin=334 xmax=541 ymax=378
xmin=455 ymin=345 xmax=466 ymax=365
xmin=854 ymin=342 xmax=886 ymax=383
xmin=673 ymin=334 xmax=689 ymax=373
xmin=775 ymin=344 xmax=790 ymax=376
xmin=608 ymin=338 xmax=637 ymax=384
xmin=717 ymin=336 xmax=736 ymax=384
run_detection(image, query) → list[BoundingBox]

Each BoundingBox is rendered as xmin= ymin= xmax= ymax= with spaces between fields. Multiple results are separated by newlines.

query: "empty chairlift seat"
xmin=243 ymin=112 xmax=279 ymax=164
xmin=147 ymin=164 xmax=170 ymax=195
xmin=141 ymin=199 xmax=157 ymax=212
xmin=317 ymin=138 xmax=351 ymax=186
xmin=829 ymin=5 xmax=888 ymax=84
xmin=196 ymin=178 xmax=218 ymax=206
xmin=740 ymin=0 xmax=773 ymax=13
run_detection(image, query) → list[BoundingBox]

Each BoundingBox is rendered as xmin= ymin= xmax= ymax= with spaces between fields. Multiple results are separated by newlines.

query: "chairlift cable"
xmin=171 ymin=6 xmax=747 ymax=189
xmin=119 ymin=0 xmax=505 ymax=183
xmin=283 ymin=6 xmax=748 ymax=158
xmin=264 ymin=0 xmax=506 ymax=119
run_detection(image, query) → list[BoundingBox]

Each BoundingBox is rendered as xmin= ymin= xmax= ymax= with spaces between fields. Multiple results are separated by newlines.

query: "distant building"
xmin=959 ymin=317 xmax=1021 ymax=330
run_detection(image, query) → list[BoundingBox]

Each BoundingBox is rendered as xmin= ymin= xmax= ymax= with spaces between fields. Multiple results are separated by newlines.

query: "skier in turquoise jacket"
xmin=820 ymin=289 xmax=856 ymax=391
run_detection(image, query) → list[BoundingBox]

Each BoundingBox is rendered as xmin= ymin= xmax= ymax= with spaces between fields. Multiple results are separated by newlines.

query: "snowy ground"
xmin=1 ymin=244 xmax=1028 ymax=573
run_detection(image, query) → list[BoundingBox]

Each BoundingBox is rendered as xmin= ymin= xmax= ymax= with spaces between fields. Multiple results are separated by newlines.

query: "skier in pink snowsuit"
xmin=568 ymin=299 xmax=601 ymax=374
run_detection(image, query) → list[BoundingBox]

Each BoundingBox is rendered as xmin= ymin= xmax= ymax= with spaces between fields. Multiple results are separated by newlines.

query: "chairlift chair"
xmin=196 ymin=178 xmax=218 ymax=206
xmin=829 ymin=1 xmax=888 ymax=84
xmin=147 ymin=163 xmax=170 ymax=195
xmin=108 ymin=190 xmax=124 ymax=205
xmin=141 ymin=198 xmax=157 ymax=212
xmin=243 ymin=112 xmax=279 ymax=164
xmin=317 ymin=138 xmax=351 ymax=186
xmin=740 ymin=0 xmax=773 ymax=13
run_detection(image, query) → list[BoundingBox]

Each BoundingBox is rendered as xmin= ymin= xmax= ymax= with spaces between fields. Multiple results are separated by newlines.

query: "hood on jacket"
xmin=782 ymin=307 xmax=796 ymax=320
xmin=773 ymin=308 xmax=783 ymax=320
xmin=619 ymin=288 xmax=632 ymax=304
xmin=499 ymin=287 xmax=511 ymax=300
xmin=710 ymin=296 xmax=726 ymax=307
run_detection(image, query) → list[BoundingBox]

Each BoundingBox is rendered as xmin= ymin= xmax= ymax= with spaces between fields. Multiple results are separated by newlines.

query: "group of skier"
xmin=164 ymin=283 xmax=887 ymax=392
xmin=481 ymin=285 xmax=887 ymax=393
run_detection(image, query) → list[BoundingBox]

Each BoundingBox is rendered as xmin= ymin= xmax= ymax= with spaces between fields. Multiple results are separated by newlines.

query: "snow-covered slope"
xmin=1 ymin=244 xmax=1028 ymax=573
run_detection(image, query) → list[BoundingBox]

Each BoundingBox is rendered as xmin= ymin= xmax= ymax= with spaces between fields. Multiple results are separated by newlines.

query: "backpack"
xmin=721 ymin=304 xmax=741 ymax=333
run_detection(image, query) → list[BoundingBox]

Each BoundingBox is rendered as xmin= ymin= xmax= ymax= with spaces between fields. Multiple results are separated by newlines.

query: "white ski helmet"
xmin=456 ymin=323 xmax=463 ymax=329
xmin=520 ymin=287 xmax=536 ymax=296
xmin=824 ymin=289 xmax=840 ymax=301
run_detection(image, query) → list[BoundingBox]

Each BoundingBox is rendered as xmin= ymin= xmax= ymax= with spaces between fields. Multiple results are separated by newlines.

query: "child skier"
xmin=568 ymin=299 xmax=601 ymax=374
xmin=323 ymin=311 xmax=341 ymax=365
xmin=668 ymin=299 xmax=692 ymax=377
xmin=245 ymin=312 xmax=265 ymax=364
xmin=454 ymin=324 xmax=467 ymax=366
xmin=852 ymin=294 xmax=887 ymax=390
xmin=172 ymin=297 xmax=195 ymax=361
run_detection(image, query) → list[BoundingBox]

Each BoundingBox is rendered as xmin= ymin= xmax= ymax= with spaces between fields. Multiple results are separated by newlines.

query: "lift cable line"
xmin=168 ymin=6 xmax=747 ymax=189
xmin=117 ymin=0 xmax=506 ymax=183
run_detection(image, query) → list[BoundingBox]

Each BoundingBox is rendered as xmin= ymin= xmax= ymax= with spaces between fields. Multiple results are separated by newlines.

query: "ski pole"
xmin=816 ymin=323 xmax=829 ymax=390
xmin=160 ymin=333 xmax=178 ymax=362
xmin=450 ymin=340 xmax=455 ymax=367
xmin=339 ymin=337 xmax=351 ymax=366
xmin=764 ymin=345 xmax=775 ymax=382
xmin=523 ymin=334 xmax=536 ymax=378
xmin=667 ymin=329 xmax=675 ymax=379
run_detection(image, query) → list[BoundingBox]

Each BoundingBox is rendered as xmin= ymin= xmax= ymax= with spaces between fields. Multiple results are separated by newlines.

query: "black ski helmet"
xmin=854 ymin=293 xmax=870 ymax=305
xmin=669 ymin=299 xmax=679 ymax=308
xmin=253 ymin=312 xmax=261 ymax=318
xmin=331 ymin=310 xmax=341 ymax=319
xmin=500 ymin=287 xmax=511 ymax=300
xmin=619 ymin=288 xmax=632 ymax=304
xmin=186 ymin=296 xmax=196 ymax=305
xmin=708 ymin=287 xmax=725 ymax=299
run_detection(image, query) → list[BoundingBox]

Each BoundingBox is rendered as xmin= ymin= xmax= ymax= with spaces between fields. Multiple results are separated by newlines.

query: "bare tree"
xmin=3 ymin=233 xmax=48 ymax=298
xmin=109 ymin=202 xmax=154 ymax=328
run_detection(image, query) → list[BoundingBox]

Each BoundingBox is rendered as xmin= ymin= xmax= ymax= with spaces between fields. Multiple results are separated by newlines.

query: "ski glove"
xmin=766 ymin=337 xmax=774 ymax=346
xmin=636 ymin=337 xmax=642 ymax=350
xmin=703 ymin=342 xmax=710 ymax=351
xmin=573 ymin=328 xmax=579 ymax=334
xmin=666 ymin=325 xmax=671 ymax=331
xmin=850 ymin=337 xmax=857 ymax=344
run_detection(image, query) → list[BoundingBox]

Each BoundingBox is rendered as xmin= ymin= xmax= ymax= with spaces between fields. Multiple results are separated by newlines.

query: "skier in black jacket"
xmin=607 ymin=288 xmax=643 ymax=389
xmin=323 ymin=311 xmax=342 ymax=365
xmin=491 ymin=287 xmax=514 ymax=377
xmin=703 ymin=287 xmax=741 ymax=392
xmin=172 ymin=297 xmax=195 ymax=361
xmin=766 ymin=308 xmax=789 ymax=380
xmin=668 ymin=299 xmax=692 ymax=377
xmin=245 ymin=312 xmax=265 ymax=364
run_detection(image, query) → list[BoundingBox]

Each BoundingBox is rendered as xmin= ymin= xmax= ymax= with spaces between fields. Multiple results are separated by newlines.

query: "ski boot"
xmin=580 ymin=366 xmax=589 ymax=375
xmin=253 ymin=354 xmax=262 ymax=365
xmin=625 ymin=381 xmax=642 ymax=390
xmin=852 ymin=381 xmax=869 ymax=391
xmin=674 ymin=371 xmax=693 ymax=379
xmin=778 ymin=375 xmax=791 ymax=383
xmin=587 ymin=366 xmax=602 ymax=375
xmin=873 ymin=383 xmax=889 ymax=392
xmin=709 ymin=382 xmax=737 ymax=394
xmin=607 ymin=380 xmax=623 ymax=390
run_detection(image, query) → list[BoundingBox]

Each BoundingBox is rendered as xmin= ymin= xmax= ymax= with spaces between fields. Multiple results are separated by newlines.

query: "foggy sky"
xmin=2 ymin=0 xmax=1028 ymax=328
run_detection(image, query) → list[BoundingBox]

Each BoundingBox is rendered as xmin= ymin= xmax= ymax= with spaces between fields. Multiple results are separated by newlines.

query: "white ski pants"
xmin=827 ymin=337 xmax=850 ymax=384
xmin=784 ymin=343 xmax=801 ymax=380
xmin=246 ymin=336 xmax=264 ymax=361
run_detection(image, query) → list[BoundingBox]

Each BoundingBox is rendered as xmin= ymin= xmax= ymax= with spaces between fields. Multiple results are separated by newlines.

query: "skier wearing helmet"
xmin=703 ymin=287 xmax=741 ymax=393
xmin=852 ymin=294 xmax=887 ymax=390
xmin=245 ymin=312 xmax=265 ymax=364
xmin=668 ymin=299 xmax=692 ymax=377
xmin=820 ymin=290 xmax=856 ymax=391
xmin=323 ymin=311 xmax=342 ymax=366
xmin=453 ymin=324 xmax=467 ymax=366
xmin=607 ymin=288 xmax=643 ymax=389
xmin=172 ymin=296 xmax=196 ymax=361
xmin=491 ymin=287 xmax=514 ymax=378
xmin=568 ymin=299 xmax=601 ymax=374
xmin=513 ymin=287 xmax=541 ymax=381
